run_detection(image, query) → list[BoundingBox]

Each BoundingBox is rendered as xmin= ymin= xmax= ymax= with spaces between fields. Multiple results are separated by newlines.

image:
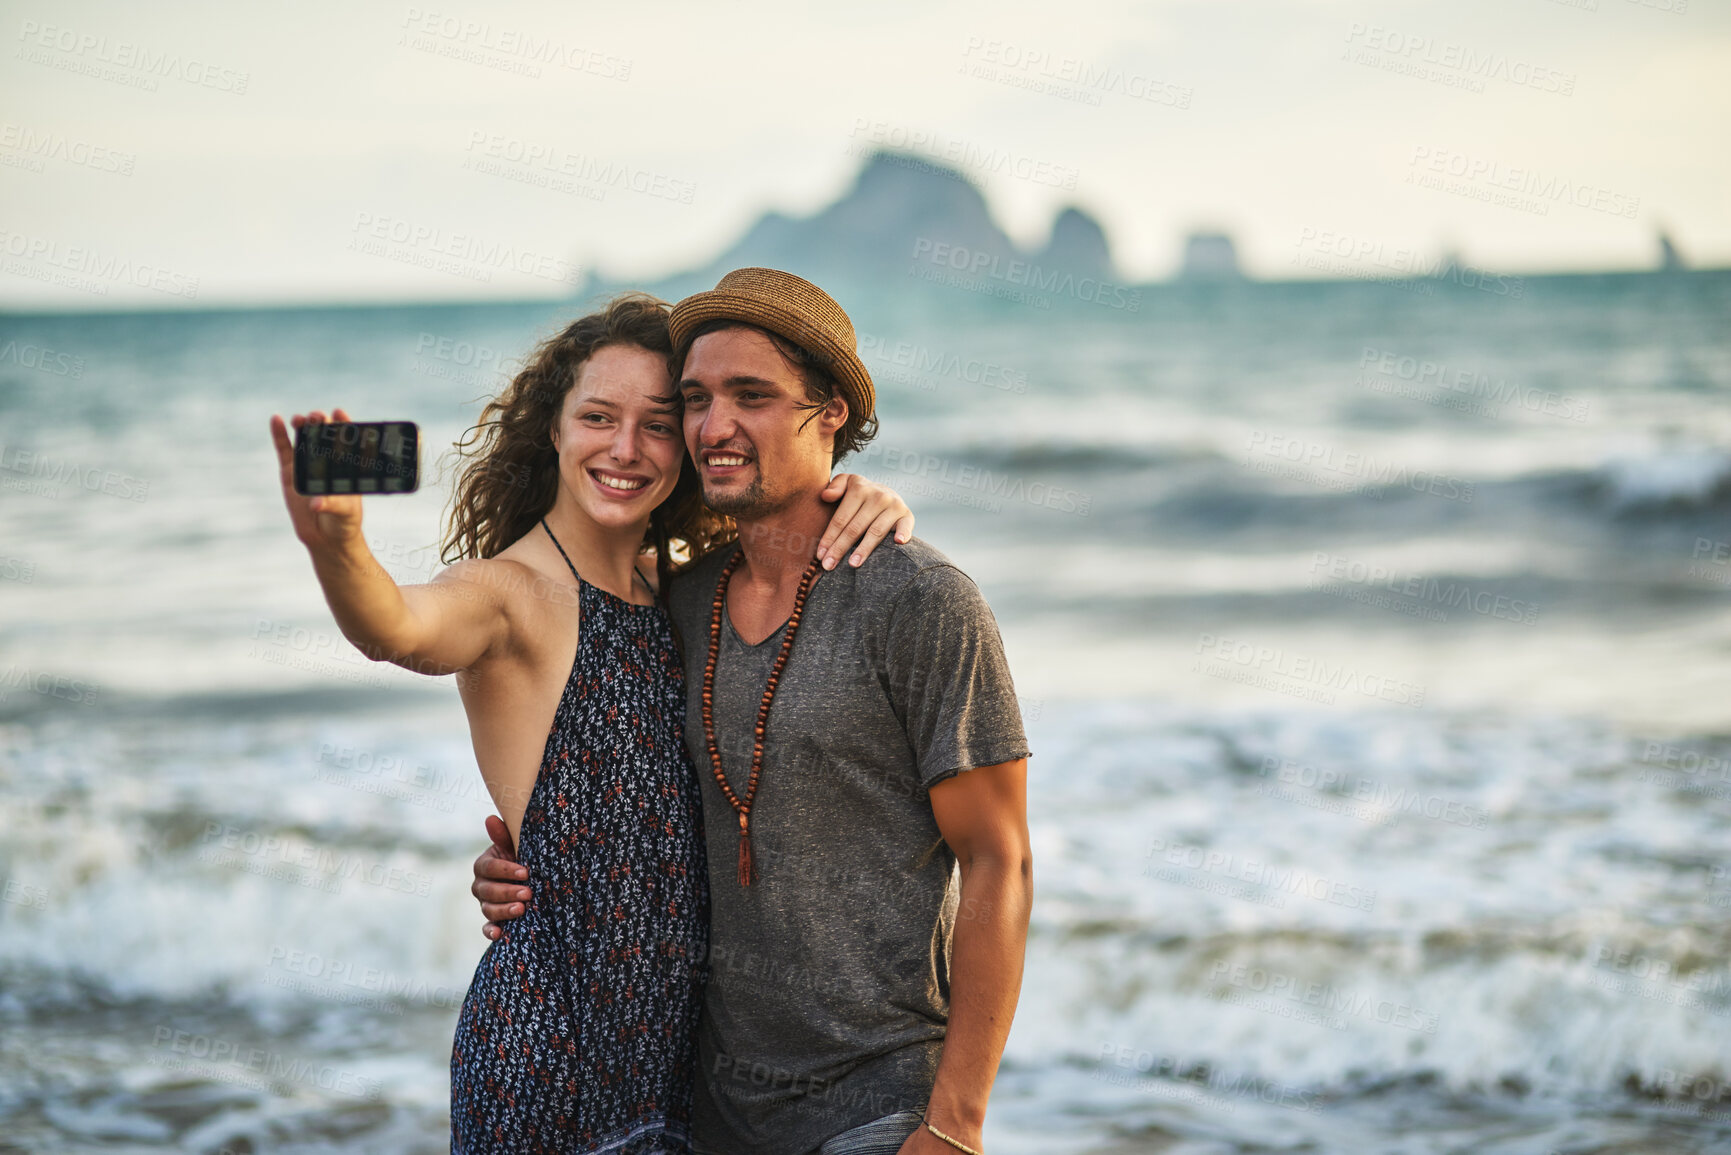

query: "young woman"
xmin=268 ymin=294 xmax=912 ymax=1154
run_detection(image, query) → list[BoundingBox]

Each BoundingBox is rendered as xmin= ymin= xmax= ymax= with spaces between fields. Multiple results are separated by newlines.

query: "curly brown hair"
xmin=441 ymin=293 xmax=735 ymax=591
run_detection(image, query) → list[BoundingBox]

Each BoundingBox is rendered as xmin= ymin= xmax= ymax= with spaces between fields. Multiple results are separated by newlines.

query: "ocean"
xmin=2 ymin=268 xmax=1730 ymax=1153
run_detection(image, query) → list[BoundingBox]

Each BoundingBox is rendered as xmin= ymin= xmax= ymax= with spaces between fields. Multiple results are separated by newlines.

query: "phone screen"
xmin=293 ymin=421 xmax=419 ymax=495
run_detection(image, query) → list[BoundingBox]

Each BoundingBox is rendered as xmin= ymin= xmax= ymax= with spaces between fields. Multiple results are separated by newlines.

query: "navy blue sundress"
xmin=450 ymin=527 xmax=709 ymax=1153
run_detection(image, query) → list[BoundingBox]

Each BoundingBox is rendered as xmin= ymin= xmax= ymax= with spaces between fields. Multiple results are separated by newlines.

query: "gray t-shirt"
xmin=666 ymin=537 xmax=1029 ymax=1155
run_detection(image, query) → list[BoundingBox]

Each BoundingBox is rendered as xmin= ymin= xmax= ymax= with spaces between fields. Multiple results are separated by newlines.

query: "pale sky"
xmin=2 ymin=0 xmax=1726 ymax=309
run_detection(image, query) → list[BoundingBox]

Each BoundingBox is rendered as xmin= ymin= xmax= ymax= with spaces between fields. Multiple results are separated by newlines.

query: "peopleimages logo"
xmin=1094 ymin=1043 xmax=1322 ymax=1113
xmin=347 ymin=212 xmax=581 ymax=286
xmin=1407 ymin=146 xmax=1639 ymax=220
xmin=265 ymin=945 xmax=465 ymax=1012
xmin=1292 ymin=228 xmax=1525 ymax=298
xmin=198 ymin=821 xmax=435 ymax=897
xmin=0 ymin=339 xmax=83 ymax=378
xmin=958 ymin=36 xmax=1193 ymax=110
xmin=462 ymin=132 xmax=696 ymax=204
xmin=0 ymin=665 xmax=100 ymax=708
xmin=1357 ymin=346 xmax=1589 ymax=423
xmin=855 ymin=443 xmax=1092 ymax=517
xmin=0 ymin=441 xmax=148 ymax=501
xmin=1308 ymin=550 xmax=1540 ymax=626
xmin=1342 ymin=22 xmax=1575 ymax=96
xmin=846 ymin=118 xmax=1080 ymax=190
xmin=398 ymin=7 xmax=631 ymax=80
xmin=149 ymin=1027 xmax=380 ymax=1100
xmin=1194 ymin=632 xmax=1427 ymax=708
xmin=1258 ymin=756 xmax=1490 ymax=830
xmin=0 ymin=229 xmax=199 ymax=298
xmin=856 ymin=332 xmax=1029 ymax=394
xmin=0 ymin=122 xmax=135 ymax=175
xmin=910 ymin=238 xmax=1141 ymax=312
xmin=1143 ymin=836 xmax=1379 ymax=911
xmin=1208 ymin=961 xmax=1441 ymax=1035
xmin=1242 ymin=430 xmax=1476 ymax=503
xmin=15 ymin=20 xmax=250 ymax=94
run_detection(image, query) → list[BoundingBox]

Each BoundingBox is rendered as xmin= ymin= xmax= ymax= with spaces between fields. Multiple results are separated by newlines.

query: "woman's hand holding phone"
xmin=270 ymin=409 xmax=366 ymax=553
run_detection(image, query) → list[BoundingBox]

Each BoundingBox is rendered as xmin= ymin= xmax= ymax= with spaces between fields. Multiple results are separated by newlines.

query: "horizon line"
xmin=1 ymin=264 xmax=1722 ymax=320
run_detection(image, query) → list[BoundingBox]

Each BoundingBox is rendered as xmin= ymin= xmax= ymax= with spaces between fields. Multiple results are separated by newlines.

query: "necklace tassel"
xmin=737 ymin=827 xmax=756 ymax=887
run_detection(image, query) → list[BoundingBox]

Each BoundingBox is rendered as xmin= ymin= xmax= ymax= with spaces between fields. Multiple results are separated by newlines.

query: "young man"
xmin=473 ymin=268 xmax=1033 ymax=1155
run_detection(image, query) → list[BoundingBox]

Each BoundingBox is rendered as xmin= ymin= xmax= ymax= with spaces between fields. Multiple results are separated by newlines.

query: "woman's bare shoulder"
xmin=430 ymin=542 xmax=579 ymax=615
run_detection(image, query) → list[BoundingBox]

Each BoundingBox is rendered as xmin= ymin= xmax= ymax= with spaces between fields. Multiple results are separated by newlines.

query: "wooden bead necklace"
xmin=700 ymin=547 xmax=823 ymax=886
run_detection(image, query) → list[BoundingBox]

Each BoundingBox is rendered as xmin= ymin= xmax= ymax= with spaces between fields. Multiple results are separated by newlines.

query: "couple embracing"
xmin=270 ymin=269 xmax=1033 ymax=1155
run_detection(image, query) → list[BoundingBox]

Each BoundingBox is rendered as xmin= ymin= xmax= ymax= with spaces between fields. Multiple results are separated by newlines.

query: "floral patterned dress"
xmin=450 ymin=535 xmax=709 ymax=1154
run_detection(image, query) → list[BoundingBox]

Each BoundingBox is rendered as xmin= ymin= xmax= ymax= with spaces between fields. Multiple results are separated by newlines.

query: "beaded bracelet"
xmin=923 ymin=1119 xmax=983 ymax=1155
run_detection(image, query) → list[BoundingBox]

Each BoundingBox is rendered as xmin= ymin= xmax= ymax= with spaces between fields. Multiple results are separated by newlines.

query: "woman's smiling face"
xmin=551 ymin=343 xmax=685 ymax=532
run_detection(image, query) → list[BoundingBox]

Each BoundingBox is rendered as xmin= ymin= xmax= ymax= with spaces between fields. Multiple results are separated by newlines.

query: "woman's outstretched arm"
xmin=270 ymin=409 xmax=510 ymax=677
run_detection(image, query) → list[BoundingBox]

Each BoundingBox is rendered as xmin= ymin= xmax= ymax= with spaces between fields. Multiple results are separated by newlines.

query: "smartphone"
xmin=293 ymin=421 xmax=420 ymax=496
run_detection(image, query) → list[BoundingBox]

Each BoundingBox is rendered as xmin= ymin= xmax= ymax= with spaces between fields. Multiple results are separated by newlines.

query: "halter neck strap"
xmin=539 ymin=518 xmax=582 ymax=584
xmin=540 ymin=518 xmax=656 ymax=601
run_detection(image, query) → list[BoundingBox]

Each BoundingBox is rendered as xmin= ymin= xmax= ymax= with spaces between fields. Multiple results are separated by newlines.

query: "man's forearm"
xmin=923 ymin=849 xmax=1033 ymax=1135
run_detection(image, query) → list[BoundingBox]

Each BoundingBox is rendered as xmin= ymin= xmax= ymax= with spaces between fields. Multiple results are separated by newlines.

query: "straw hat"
xmin=669 ymin=267 xmax=875 ymax=425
